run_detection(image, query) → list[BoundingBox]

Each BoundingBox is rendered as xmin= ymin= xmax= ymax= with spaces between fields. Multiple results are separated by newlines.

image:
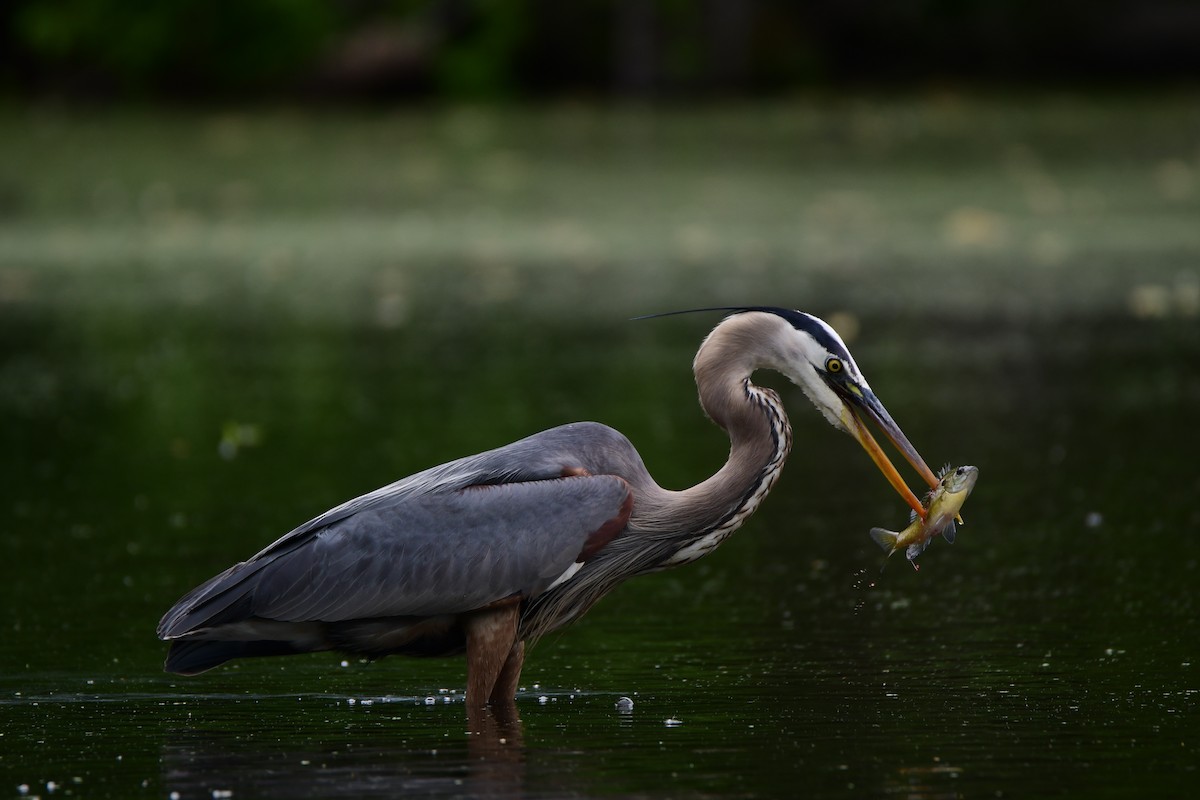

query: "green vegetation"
xmin=12 ymin=0 xmax=337 ymax=92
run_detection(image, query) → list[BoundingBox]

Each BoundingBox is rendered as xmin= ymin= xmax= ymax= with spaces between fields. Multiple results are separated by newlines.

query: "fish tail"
xmin=869 ymin=527 xmax=899 ymax=553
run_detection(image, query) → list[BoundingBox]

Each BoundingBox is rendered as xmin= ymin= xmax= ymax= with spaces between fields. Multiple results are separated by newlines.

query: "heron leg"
xmin=463 ymin=599 xmax=522 ymax=710
xmin=492 ymin=640 xmax=525 ymax=705
xmin=472 ymin=641 xmax=524 ymax=730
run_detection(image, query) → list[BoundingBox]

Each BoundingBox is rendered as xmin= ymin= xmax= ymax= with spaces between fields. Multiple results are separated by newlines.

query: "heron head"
xmin=755 ymin=308 xmax=941 ymax=518
xmin=656 ymin=305 xmax=943 ymax=518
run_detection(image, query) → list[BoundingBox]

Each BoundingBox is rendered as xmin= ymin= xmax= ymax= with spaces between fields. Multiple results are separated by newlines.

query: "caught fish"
xmin=870 ymin=465 xmax=978 ymax=570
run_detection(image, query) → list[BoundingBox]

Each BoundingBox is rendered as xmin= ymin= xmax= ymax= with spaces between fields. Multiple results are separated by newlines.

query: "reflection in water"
xmin=162 ymin=707 xmax=527 ymax=800
xmin=888 ymin=761 xmax=965 ymax=800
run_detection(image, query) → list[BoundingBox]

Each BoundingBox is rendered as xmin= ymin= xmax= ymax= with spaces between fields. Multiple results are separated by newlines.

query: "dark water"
xmin=2 ymin=99 xmax=1198 ymax=797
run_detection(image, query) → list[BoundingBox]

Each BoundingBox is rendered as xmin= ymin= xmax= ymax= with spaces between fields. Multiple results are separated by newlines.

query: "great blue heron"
xmin=158 ymin=307 xmax=939 ymax=717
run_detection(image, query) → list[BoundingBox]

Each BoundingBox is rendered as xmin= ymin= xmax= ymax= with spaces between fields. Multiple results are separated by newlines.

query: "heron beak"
xmin=838 ymin=386 xmax=940 ymax=519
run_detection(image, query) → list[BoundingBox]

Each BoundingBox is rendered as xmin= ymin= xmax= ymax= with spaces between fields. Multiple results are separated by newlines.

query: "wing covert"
xmin=163 ymin=474 xmax=633 ymax=634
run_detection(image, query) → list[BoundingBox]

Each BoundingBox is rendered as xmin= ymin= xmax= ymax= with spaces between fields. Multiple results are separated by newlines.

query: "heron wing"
xmin=249 ymin=422 xmax=633 ymax=562
xmin=158 ymin=474 xmax=633 ymax=636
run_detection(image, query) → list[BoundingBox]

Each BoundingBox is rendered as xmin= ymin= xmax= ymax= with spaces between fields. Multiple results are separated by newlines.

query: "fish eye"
xmin=825 ymin=357 xmax=844 ymax=374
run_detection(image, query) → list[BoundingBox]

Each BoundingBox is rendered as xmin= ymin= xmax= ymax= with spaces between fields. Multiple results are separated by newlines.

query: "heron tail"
xmin=164 ymin=638 xmax=309 ymax=675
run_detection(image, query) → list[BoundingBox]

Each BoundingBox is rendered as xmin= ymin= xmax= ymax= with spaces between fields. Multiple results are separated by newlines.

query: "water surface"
xmin=2 ymin=97 xmax=1198 ymax=798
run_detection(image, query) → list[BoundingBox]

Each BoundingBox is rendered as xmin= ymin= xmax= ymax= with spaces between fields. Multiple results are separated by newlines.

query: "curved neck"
xmin=688 ymin=319 xmax=792 ymax=511
xmin=641 ymin=313 xmax=794 ymax=548
xmin=520 ymin=314 xmax=798 ymax=638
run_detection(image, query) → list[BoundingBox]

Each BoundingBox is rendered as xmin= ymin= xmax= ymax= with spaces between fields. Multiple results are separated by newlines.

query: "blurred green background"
xmin=3 ymin=0 xmax=1199 ymax=101
xmin=2 ymin=2 xmax=1199 ymax=799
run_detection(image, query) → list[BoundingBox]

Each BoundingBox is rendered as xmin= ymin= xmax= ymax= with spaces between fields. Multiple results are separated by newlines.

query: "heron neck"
xmin=672 ymin=326 xmax=793 ymax=534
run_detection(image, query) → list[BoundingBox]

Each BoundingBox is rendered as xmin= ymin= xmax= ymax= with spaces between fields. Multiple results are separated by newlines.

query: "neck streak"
xmin=655 ymin=314 xmax=794 ymax=566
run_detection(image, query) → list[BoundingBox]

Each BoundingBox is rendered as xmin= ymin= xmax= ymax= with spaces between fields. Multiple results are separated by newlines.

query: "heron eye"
xmin=825 ymin=357 xmax=844 ymax=374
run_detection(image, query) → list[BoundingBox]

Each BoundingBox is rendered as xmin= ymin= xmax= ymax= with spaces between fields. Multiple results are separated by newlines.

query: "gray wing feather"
xmin=253 ymin=422 xmax=631 ymax=560
xmin=256 ymin=476 xmax=630 ymax=621
xmin=160 ymin=473 xmax=631 ymax=635
xmin=158 ymin=422 xmax=644 ymax=638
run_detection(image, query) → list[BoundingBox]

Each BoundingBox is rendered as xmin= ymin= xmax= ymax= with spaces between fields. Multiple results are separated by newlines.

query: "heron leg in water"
xmin=493 ymin=640 xmax=525 ymax=704
xmin=463 ymin=596 xmax=523 ymax=722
